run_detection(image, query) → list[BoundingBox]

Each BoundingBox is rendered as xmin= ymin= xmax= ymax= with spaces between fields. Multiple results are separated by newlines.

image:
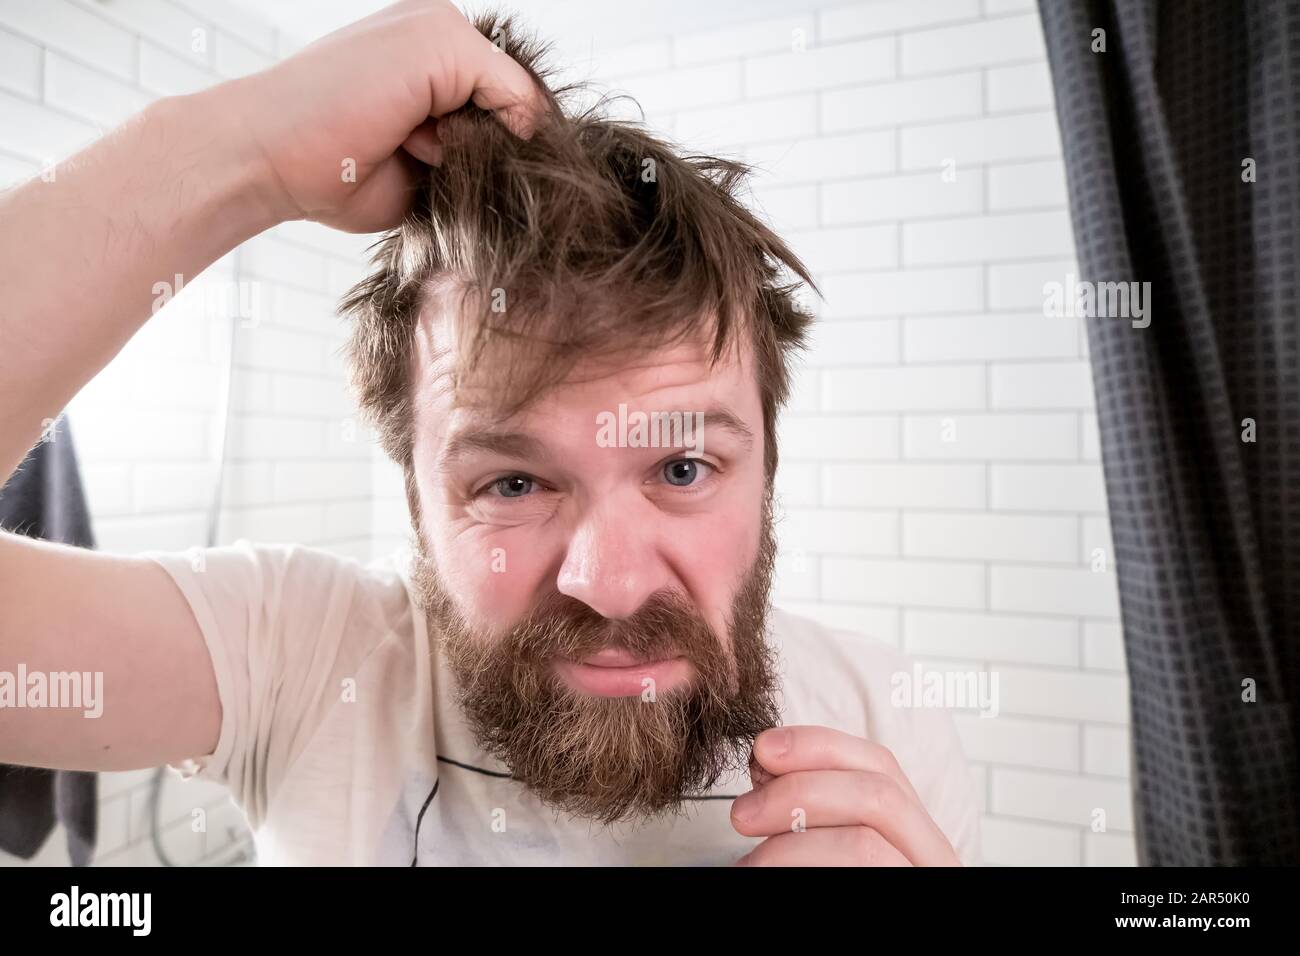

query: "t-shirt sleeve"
xmin=140 ymin=539 xmax=399 ymax=830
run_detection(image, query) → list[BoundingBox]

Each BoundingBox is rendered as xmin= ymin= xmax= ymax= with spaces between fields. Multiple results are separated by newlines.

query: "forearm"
xmin=0 ymin=81 xmax=291 ymax=480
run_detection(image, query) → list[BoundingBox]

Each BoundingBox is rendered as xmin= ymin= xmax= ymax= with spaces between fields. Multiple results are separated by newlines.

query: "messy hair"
xmin=340 ymin=11 xmax=817 ymax=490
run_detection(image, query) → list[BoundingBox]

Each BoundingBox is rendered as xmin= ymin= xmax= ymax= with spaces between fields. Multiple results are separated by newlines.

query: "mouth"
xmin=579 ymin=646 xmax=668 ymax=667
xmin=552 ymin=651 xmax=692 ymax=698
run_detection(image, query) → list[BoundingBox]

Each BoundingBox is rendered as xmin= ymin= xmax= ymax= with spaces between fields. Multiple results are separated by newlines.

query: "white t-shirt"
xmin=145 ymin=540 xmax=981 ymax=866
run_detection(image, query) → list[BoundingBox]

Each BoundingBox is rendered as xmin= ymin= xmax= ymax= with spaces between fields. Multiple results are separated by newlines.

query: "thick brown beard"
xmin=410 ymin=500 xmax=782 ymax=825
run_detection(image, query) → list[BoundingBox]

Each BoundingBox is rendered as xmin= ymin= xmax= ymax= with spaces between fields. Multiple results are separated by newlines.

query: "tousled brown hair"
xmin=340 ymin=11 xmax=817 ymax=488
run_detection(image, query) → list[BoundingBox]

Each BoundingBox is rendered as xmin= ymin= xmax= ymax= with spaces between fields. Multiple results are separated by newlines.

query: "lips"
xmin=579 ymin=647 xmax=663 ymax=667
xmin=553 ymin=652 xmax=693 ymax=698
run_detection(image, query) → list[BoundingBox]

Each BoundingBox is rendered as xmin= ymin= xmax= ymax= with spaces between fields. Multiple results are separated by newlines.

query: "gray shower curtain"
xmin=1039 ymin=0 xmax=1300 ymax=865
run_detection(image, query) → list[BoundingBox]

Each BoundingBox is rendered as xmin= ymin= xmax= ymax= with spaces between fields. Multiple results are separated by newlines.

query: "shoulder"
xmin=276 ymin=541 xmax=420 ymax=662
xmin=147 ymin=538 xmax=418 ymax=663
xmin=768 ymin=606 xmax=914 ymax=721
xmin=767 ymin=605 xmax=960 ymax=756
xmin=244 ymin=538 xmax=410 ymax=617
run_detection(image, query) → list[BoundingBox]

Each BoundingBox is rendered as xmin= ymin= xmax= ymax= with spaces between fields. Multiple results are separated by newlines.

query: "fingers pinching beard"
xmin=751 ymin=725 xmax=923 ymax=803
xmin=735 ymin=724 xmax=963 ymax=865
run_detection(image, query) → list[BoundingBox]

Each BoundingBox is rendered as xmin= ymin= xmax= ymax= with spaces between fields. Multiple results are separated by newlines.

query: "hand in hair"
xmin=233 ymin=0 xmax=546 ymax=233
xmin=0 ymin=5 xmax=544 ymax=775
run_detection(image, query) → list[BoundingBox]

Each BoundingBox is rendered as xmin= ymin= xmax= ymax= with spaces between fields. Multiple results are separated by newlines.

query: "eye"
xmin=490 ymin=475 xmax=535 ymax=498
xmin=663 ymin=458 xmax=708 ymax=487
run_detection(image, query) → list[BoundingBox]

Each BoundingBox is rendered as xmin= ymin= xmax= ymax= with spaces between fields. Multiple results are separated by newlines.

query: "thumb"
xmin=466 ymin=37 xmax=549 ymax=139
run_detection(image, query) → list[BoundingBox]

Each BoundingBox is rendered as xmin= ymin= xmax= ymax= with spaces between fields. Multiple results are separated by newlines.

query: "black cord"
xmin=409 ymin=754 xmax=739 ymax=865
xmin=409 ymin=778 xmax=440 ymax=866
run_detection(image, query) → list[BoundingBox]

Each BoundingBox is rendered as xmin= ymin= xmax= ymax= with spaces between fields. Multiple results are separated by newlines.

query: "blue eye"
xmin=493 ymin=475 xmax=534 ymax=497
xmin=663 ymin=459 xmax=700 ymax=486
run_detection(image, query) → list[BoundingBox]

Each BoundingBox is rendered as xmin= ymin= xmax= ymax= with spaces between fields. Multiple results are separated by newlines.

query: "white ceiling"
xmin=228 ymin=0 xmax=829 ymax=60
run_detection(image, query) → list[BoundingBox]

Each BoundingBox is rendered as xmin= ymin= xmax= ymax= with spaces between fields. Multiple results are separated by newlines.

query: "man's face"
xmin=406 ymin=305 xmax=781 ymax=823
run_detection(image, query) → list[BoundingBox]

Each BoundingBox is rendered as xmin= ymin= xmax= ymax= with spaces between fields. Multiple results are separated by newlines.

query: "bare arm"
xmin=0 ymin=89 xmax=283 ymax=484
xmin=0 ymin=0 xmax=541 ymax=771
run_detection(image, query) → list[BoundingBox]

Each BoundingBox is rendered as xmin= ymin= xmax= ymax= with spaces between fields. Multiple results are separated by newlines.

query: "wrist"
xmin=148 ymin=80 xmax=302 ymax=236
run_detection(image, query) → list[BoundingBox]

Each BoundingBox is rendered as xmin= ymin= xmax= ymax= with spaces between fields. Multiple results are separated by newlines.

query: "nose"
xmin=555 ymin=497 xmax=670 ymax=621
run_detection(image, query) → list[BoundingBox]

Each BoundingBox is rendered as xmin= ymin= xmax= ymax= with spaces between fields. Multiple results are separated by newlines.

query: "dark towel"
xmin=0 ymin=416 xmax=98 ymax=865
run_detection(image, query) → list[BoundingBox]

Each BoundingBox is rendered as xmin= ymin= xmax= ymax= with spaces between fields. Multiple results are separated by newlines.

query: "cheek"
xmin=413 ymin=460 xmax=554 ymax=631
xmin=683 ymin=512 xmax=755 ymax=573
xmin=668 ymin=479 xmax=766 ymax=631
xmin=427 ymin=522 xmax=556 ymax=632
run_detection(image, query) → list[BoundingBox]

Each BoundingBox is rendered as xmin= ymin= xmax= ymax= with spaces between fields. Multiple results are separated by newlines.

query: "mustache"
xmin=506 ymin=588 xmax=724 ymax=666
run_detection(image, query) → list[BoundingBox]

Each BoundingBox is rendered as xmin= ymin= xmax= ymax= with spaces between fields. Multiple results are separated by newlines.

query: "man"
xmin=0 ymin=1 xmax=979 ymax=866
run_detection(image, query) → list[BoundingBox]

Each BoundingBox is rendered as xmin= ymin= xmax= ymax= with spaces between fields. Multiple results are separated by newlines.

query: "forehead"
xmin=408 ymin=303 xmax=760 ymax=434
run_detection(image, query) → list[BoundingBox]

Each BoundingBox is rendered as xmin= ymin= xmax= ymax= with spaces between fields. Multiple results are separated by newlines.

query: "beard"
xmin=410 ymin=498 xmax=782 ymax=825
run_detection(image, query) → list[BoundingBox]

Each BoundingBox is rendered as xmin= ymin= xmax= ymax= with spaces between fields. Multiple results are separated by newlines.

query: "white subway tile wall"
xmin=1 ymin=0 xmax=1134 ymax=868
xmin=0 ymin=0 xmax=373 ymax=867
xmin=514 ymin=0 xmax=1132 ymax=867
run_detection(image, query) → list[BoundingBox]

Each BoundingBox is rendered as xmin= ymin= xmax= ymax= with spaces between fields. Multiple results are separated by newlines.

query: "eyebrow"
xmin=697 ymin=404 xmax=755 ymax=450
xmin=437 ymin=430 xmax=549 ymax=470
xmin=436 ymin=402 xmax=755 ymax=469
